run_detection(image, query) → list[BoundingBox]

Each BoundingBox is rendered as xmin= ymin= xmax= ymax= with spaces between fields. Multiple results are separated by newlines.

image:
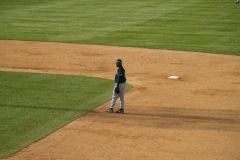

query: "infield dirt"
xmin=0 ymin=40 xmax=240 ymax=160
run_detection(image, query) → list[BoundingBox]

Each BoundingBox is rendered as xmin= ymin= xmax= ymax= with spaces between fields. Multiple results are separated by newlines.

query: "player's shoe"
xmin=115 ymin=108 xmax=124 ymax=114
xmin=106 ymin=108 xmax=114 ymax=113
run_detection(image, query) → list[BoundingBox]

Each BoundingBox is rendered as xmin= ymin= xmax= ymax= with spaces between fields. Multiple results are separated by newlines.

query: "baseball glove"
xmin=114 ymin=86 xmax=120 ymax=94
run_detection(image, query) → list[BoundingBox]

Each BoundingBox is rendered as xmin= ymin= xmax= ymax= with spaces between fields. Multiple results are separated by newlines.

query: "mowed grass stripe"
xmin=0 ymin=71 xmax=113 ymax=158
xmin=88 ymin=1 xmax=240 ymax=54
xmin=0 ymin=0 xmax=239 ymax=55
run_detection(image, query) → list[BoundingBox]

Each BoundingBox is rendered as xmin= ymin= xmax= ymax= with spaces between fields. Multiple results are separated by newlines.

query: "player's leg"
xmin=107 ymin=84 xmax=119 ymax=112
xmin=119 ymin=83 xmax=126 ymax=109
xmin=116 ymin=83 xmax=126 ymax=113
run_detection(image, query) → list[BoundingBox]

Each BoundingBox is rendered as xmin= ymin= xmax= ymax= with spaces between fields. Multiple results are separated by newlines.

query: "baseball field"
xmin=0 ymin=0 xmax=240 ymax=160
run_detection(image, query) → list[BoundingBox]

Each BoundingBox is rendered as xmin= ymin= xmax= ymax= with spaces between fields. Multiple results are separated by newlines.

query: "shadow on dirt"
xmin=99 ymin=106 xmax=240 ymax=132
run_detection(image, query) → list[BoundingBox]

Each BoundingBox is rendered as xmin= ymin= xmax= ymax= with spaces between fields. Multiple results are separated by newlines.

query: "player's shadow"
xmin=109 ymin=106 xmax=240 ymax=131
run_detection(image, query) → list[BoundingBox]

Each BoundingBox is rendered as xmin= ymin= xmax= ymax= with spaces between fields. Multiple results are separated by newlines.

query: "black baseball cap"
xmin=116 ymin=59 xmax=122 ymax=64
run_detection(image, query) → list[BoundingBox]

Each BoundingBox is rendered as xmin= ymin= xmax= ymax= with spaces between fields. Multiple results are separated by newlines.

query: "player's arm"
xmin=116 ymin=68 xmax=123 ymax=86
xmin=115 ymin=68 xmax=122 ymax=93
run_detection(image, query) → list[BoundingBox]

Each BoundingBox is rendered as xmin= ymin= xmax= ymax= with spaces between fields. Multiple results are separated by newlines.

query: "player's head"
xmin=116 ymin=59 xmax=122 ymax=67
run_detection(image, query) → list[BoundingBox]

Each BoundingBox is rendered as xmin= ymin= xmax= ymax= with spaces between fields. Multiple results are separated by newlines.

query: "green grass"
xmin=0 ymin=0 xmax=239 ymax=55
xmin=0 ymin=71 xmax=114 ymax=158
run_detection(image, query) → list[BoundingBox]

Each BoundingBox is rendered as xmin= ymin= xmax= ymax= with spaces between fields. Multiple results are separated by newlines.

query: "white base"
xmin=168 ymin=76 xmax=180 ymax=80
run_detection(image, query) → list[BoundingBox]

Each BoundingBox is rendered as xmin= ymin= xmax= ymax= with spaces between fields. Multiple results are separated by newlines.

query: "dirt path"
xmin=0 ymin=40 xmax=240 ymax=160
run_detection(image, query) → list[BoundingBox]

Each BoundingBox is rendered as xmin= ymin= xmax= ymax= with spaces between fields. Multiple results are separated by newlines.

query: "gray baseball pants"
xmin=110 ymin=83 xmax=126 ymax=109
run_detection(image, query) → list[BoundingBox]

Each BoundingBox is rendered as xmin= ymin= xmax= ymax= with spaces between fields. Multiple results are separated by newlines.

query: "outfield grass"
xmin=0 ymin=71 xmax=114 ymax=158
xmin=0 ymin=0 xmax=239 ymax=55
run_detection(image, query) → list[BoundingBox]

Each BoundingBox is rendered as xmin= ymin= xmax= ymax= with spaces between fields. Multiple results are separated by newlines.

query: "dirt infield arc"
xmin=0 ymin=40 xmax=240 ymax=160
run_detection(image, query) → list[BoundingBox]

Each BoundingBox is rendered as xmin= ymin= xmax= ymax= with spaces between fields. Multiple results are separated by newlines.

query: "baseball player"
xmin=107 ymin=59 xmax=126 ymax=113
